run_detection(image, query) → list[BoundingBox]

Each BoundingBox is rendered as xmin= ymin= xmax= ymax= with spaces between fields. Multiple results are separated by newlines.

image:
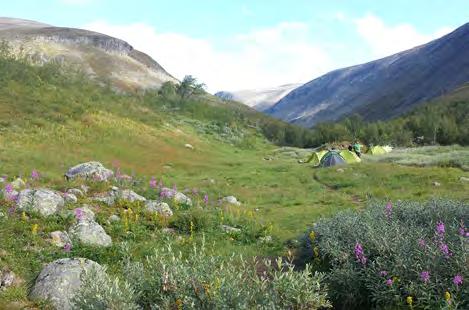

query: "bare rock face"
xmin=16 ymin=189 xmax=64 ymax=216
xmin=29 ymin=258 xmax=104 ymax=310
xmin=65 ymin=161 xmax=114 ymax=181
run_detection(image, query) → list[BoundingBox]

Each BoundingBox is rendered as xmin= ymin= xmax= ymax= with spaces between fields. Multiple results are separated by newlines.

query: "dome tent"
xmin=368 ymin=146 xmax=387 ymax=155
xmin=319 ymin=151 xmax=346 ymax=167
xmin=339 ymin=150 xmax=361 ymax=163
xmin=305 ymin=150 xmax=328 ymax=166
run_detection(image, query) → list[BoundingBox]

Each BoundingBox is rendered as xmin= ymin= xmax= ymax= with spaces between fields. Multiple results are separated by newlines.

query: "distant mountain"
xmin=215 ymin=83 xmax=301 ymax=111
xmin=266 ymin=22 xmax=469 ymax=127
xmin=0 ymin=17 xmax=178 ymax=91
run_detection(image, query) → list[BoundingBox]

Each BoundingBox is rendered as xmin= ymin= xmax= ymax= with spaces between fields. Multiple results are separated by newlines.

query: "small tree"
xmin=177 ymin=75 xmax=206 ymax=100
xmin=158 ymin=81 xmax=177 ymax=98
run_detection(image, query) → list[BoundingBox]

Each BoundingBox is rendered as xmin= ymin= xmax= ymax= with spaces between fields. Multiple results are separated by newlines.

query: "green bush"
xmin=298 ymin=200 xmax=468 ymax=309
xmin=74 ymin=242 xmax=331 ymax=309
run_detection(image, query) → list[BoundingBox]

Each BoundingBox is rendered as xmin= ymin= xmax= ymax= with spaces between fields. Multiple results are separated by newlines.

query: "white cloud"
xmin=82 ymin=21 xmax=334 ymax=92
xmin=354 ymin=14 xmax=453 ymax=58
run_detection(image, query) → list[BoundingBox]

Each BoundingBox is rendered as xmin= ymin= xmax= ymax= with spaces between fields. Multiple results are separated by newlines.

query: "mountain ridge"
xmin=266 ymin=22 xmax=469 ymax=127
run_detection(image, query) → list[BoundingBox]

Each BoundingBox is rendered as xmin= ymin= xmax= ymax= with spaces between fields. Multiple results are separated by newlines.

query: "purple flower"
xmin=418 ymin=238 xmax=426 ymax=248
xmin=385 ymin=201 xmax=392 ymax=219
xmin=4 ymin=183 xmax=13 ymax=193
xmin=354 ymin=242 xmax=367 ymax=265
xmin=436 ymin=221 xmax=445 ymax=235
xmin=31 ymin=170 xmax=40 ymax=180
xmin=75 ymin=208 xmax=83 ymax=220
xmin=63 ymin=243 xmax=72 ymax=252
xmin=453 ymin=274 xmax=463 ymax=287
xmin=420 ymin=271 xmax=430 ymax=283
xmin=379 ymin=271 xmax=388 ymax=277
xmin=149 ymin=177 xmax=157 ymax=188
xmin=439 ymin=242 xmax=451 ymax=257
xmin=203 ymin=194 xmax=209 ymax=205
xmin=385 ymin=278 xmax=393 ymax=286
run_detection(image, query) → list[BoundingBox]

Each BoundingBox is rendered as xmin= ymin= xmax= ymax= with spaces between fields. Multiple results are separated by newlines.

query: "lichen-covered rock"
xmin=145 ymin=200 xmax=173 ymax=217
xmin=221 ymin=225 xmax=241 ymax=234
xmin=69 ymin=220 xmax=112 ymax=247
xmin=64 ymin=193 xmax=78 ymax=204
xmin=29 ymin=258 xmax=104 ymax=310
xmin=49 ymin=231 xmax=72 ymax=248
xmin=67 ymin=188 xmax=84 ymax=197
xmin=108 ymin=214 xmax=120 ymax=222
xmin=0 ymin=268 xmax=17 ymax=290
xmin=65 ymin=161 xmax=113 ymax=181
xmin=16 ymin=189 xmax=64 ymax=216
xmin=73 ymin=205 xmax=95 ymax=221
xmin=160 ymin=188 xmax=192 ymax=206
xmin=119 ymin=189 xmax=146 ymax=202
xmin=223 ymin=196 xmax=241 ymax=206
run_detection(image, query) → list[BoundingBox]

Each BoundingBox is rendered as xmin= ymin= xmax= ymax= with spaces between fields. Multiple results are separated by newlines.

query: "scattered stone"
xmin=0 ymin=211 xmax=4 ymax=218
xmin=93 ymin=194 xmax=115 ymax=206
xmin=459 ymin=176 xmax=469 ymax=183
xmin=336 ymin=168 xmax=345 ymax=173
xmin=259 ymin=235 xmax=273 ymax=244
xmin=184 ymin=143 xmax=194 ymax=150
xmin=221 ymin=225 xmax=241 ymax=234
xmin=49 ymin=231 xmax=72 ymax=248
xmin=64 ymin=193 xmax=78 ymax=204
xmin=69 ymin=220 xmax=112 ymax=247
xmin=29 ymin=258 xmax=104 ymax=310
xmin=160 ymin=188 xmax=192 ymax=206
xmin=65 ymin=161 xmax=113 ymax=181
xmin=11 ymin=178 xmax=26 ymax=190
xmin=67 ymin=188 xmax=84 ymax=197
xmin=162 ymin=227 xmax=176 ymax=234
xmin=16 ymin=189 xmax=64 ymax=216
xmin=108 ymin=215 xmax=120 ymax=223
xmin=432 ymin=181 xmax=441 ymax=187
xmin=119 ymin=189 xmax=146 ymax=202
xmin=0 ymin=268 xmax=20 ymax=290
xmin=73 ymin=205 xmax=95 ymax=221
xmin=145 ymin=201 xmax=173 ymax=217
xmin=223 ymin=196 xmax=241 ymax=206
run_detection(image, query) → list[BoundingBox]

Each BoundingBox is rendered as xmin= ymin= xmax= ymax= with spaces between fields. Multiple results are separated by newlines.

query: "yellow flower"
xmin=22 ymin=211 xmax=27 ymax=221
xmin=392 ymin=276 xmax=399 ymax=283
xmin=406 ymin=296 xmax=413 ymax=306
xmin=31 ymin=224 xmax=38 ymax=235
xmin=309 ymin=231 xmax=316 ymax=241
xmin=313 ymin=246 xmax=320 ymax=257
xmin=175 ymin=299 xmax=183 ymax=310
xmin=445 ymin=291 xmax=451 ymax=301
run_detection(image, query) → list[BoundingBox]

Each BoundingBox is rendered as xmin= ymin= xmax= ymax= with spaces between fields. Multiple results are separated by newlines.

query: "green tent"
xmin=368 ymin=146 xmax=387 ymax=155
xmin=340 ymin=150 xmax=361 ymax=163
xmin=305 ymin=150 xmax=327 ymax=166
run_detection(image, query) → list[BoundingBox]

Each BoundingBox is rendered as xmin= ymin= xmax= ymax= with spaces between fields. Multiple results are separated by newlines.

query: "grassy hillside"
xmin=0 ymin=48 xmax=468 ymax=308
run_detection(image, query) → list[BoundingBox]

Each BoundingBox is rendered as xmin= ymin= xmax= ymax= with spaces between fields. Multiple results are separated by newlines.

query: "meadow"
xmin=0 ymin=51 xmax=468 ymax=308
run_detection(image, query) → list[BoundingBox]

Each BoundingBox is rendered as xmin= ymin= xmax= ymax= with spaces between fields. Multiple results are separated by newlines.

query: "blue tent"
xmin=319 ymin=151 xmax=346 ymax=167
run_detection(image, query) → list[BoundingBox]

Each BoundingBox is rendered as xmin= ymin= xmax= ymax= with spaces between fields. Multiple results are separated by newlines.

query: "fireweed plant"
xmin=298 ymin=199 xmax=468 ymax=309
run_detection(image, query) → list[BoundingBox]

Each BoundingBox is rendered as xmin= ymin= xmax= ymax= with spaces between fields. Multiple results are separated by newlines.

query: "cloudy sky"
xmin=3 ymin=0 xmax=468 ymax=92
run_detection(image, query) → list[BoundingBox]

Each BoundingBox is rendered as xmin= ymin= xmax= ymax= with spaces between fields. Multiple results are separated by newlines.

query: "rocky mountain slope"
xmin=267 ymin=22 xmax=469 ymax=127
xmin=0 ymin=17 xmax=178 ymax=91
xmin=215 ymin=83 xmax=301 ymax=111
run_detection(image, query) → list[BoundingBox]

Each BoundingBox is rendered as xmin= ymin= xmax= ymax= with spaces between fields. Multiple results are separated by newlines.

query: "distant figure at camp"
xmin=348 ymin=145 xmax=353 ymax=152
xmin=353 ymin=141 xmax=362 ymax=157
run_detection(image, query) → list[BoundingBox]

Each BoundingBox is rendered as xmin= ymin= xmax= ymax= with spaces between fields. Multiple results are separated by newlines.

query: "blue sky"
xmin=3 ymin=0 xmax=469 ymax=91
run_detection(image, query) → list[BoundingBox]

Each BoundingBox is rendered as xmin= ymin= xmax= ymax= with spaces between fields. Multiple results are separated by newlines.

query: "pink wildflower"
xmin=149 ymin=177 xmax=157 ymax=188
xmin=63 ymin=243 xmax=72 ymax=252
xmin=385 ymin=279 xmax=393 ymax=286
xmin=385 ymin=201 xmax=392 ymax=219
xmin=420 ymin=271 xmax=430 ymax=283
xmin=31 ymin=170 xmax=40 ymax=180
xmin=453 ymin=274 xmax=463 ymax=287
xmin=436 ymin=221 xmax=445 ymax=235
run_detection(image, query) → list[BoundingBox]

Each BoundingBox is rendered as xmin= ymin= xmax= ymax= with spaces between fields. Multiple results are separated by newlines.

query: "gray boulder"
xmin=67 ymin=188 xmax=84 ymax=197
xmin=73 ymin=205 xmax=95 ymax=221
xmin=0 ymin=268 xmax=17 ymax=290
xmin=69 ymin=220 xmax=112 ymax=247
xmin=119 ymin=189 xmax=146 ymax=202
xmin=65 ymin=161 xmax=113 ymax=181
xmin=16 ymin=189 xmax=64 ymax=216
xmin=108 ymin=214 xmax=120 ymax=223
xmin=145 ymin=200 xmax=173 ymax=217
xmin=64 ymin=193 xmax=78 ymax=204
xmin=93 ymin=188 xmax=146 ymax=206
xmin=221 ymin=225 xmax=241 ymax=234
xmin=29 ymin=258 xmax=104 ymax=310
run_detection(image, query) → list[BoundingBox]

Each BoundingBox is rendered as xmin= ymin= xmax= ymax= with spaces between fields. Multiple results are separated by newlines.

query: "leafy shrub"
xmin=298 ymin=200 xmax=468 ymax=309
xmin=120 ymin=242 xmax=331 ymax=309
xmin=170 ymin=208 xmax=216 ymax=234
